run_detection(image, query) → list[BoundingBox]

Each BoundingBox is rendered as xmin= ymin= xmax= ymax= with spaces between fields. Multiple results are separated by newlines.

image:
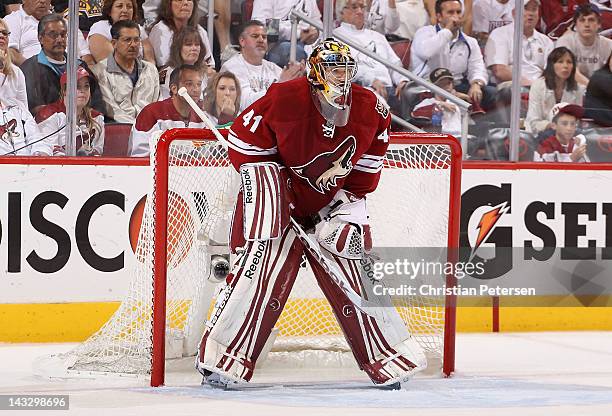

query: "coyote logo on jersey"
xmin=0 ymin=119 xmax=18 ymax=143
xmin=292 ymin=136 xmax=357 ymax=194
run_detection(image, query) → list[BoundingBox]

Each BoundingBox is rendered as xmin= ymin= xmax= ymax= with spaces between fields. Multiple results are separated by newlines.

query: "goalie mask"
xmin=307 ymin=38 xmax=357 ymax=127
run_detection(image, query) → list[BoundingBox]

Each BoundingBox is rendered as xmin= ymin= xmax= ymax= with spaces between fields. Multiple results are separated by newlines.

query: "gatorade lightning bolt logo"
xmin=470 ymin=202 xmax=510 ymax=259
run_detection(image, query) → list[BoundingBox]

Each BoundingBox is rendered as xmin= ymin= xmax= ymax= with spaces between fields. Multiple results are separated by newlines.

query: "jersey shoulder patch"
xmin=374 ymin=95 xmax=390 ymax=119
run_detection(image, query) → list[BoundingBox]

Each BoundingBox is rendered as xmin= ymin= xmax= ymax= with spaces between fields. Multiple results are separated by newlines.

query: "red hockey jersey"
xmin=227 ymin=77 xmax=391 ymax=218
xmin=535 ymin=134 xmax=577 ymax=161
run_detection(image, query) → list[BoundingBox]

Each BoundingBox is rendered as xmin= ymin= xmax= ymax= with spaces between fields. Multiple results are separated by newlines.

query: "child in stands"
xmin=534 ymin=102 xmax=588 ymax=162
xmin=36 ymin=67 xmax=105 ymax=156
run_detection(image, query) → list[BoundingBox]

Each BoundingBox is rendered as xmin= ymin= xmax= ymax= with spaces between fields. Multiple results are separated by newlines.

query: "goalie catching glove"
xmin=316 ymin=189 xmax=372 ymax=259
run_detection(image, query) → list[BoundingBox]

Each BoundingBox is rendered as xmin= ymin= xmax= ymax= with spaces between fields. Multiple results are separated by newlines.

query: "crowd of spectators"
xmin=0 ymin=0 xmax=610 ymax=161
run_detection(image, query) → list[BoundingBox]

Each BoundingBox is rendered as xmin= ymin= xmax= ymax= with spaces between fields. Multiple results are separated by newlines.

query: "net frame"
xmin=151 ymin=129 xmax=462 ymax=387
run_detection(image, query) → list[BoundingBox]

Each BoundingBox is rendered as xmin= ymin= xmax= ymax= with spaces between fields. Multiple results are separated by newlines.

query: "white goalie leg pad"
xmin=240 ymin=162 xmax=289 ymax=241
xmin=196 ymin=228 xmax=303 ymax=383
xmin=353 ymin=256 xmax=427 ymax=385
xmin=317 ymin=189 xmax=371 ymax=259
xmin=306 ymin=251 xmax=427 ymax=386
xmin=373 ymin=336 xmax=428 ymax=386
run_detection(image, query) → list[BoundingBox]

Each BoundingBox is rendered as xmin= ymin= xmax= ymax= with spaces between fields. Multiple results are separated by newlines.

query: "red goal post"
xmin=150 ymin=129 xmax=462 ymax=387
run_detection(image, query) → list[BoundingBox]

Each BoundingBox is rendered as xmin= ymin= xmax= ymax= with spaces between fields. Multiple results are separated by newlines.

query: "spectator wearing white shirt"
xmin=158 ymin=25 xmax=212 ymax=100
xmin=148 ymin=0 xmax=214 ymax=68
xmin=485 ymin=0 xmax=553 ymax=87
xmin=472 ymin=0 xmax=513 ymax=45
xmin=142 ymin=0 xmax=232 ymax=60
xmin=221 ymin=20 xmax=303 ymax=111
xmin=556 ymin=3 xmax=612 ymax=87
xmin=88 ymin=0 xmax=155 ymax=64
xmin=335 ymin=0 xmax=413 ymax=116
xmin=5 ymin=0 xmax=91 ymax=66
xmin=5 ymin=0 xmax=51 ymax=65
xmin=367 ymin=0 xmax=400 ymax=34
xmin=0 ymin=17 xmax=28 ymax=109
xmin=425 ymin=0 xmax=473 ymax=34
xmin=393 ymin=0 xmax=429 ymax=40
xmin=35 ymin=67 xmax=105 ymax=156
xmin=0 ymin=97 xmax=45 ymax=156
xmin=525 ymin=47 xmax=585 ymax=136
xmin=411 ymin=0 xmax=494 ymax=110
xmin=252 ymin=0 xmax=321 ymax=68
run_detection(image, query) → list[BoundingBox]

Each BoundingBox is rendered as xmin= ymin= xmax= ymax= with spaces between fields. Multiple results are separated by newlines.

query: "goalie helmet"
xmin=307 ymin=38 xmax=357 ymax=127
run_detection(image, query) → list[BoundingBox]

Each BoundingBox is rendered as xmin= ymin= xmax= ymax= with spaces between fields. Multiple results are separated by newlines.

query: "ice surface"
xmin=2 ymin=332 xmax=612 ymax=416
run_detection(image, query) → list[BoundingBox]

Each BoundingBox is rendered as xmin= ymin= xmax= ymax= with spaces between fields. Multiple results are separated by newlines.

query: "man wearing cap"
xmin=485 ymin=0 xmax=553 ymax=87
xmin=410 ymin=0 xmax=495 ymax=111
xmin=556 ymin=3 xmax=612 ymax=86
xmin=534 ymin=102 xmax=588 ymax=162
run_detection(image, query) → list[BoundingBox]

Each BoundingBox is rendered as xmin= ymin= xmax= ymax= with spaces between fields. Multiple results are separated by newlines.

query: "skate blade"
xmin=377 ymin=381 xmax=401 ymax=391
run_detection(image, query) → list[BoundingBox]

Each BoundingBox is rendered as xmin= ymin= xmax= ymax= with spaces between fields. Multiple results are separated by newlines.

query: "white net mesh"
xmin=38 ymin=133 xmax=456 ymax=379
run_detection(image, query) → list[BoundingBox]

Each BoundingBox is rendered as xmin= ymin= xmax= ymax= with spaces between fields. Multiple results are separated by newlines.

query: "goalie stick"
xmin=176 ymin=87 xmax=385 ymax=319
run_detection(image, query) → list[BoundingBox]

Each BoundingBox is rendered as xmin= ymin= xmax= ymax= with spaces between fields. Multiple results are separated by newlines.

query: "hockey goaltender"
xmin=195 ymin=39 xmax=426 ymax=390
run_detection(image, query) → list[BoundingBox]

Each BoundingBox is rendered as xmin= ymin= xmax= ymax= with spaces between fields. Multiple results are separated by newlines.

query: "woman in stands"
xmin=202 ymin=71 xmax=241 ymax=128
xmin=148 ymin=0 xmax=214 ymax=68
xmin=0 ymin=18 xmax=27 ymax=110
xmin=526 ymin=47 xmax=585 ymax=138
xmin=35 ymin=67 xmax=105 ymax=156
xmin=584 ymin=52 xmax=612 ymax=127
xmin=158 ymin=26 xmax=214 ymax=99
xmin=88 ymin=0 xmax=155 ymax=64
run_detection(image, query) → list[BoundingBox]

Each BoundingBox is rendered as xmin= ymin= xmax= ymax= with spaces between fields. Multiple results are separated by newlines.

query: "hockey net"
xmin=38 ymin=129 xmax=461 ymax=386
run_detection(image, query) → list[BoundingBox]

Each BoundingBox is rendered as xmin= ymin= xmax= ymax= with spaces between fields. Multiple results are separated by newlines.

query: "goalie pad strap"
xmin=240 ymin=162 xmax=289 ymax=241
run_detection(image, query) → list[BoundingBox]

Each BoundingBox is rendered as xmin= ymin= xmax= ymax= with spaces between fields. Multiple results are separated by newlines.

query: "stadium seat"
xmin=485 ymin=127 xmax=537 ymax=161
xmin=103 ymin=123 xmax=132 ymax=156
xmin=389 ymin=40 xmax=411 ymax=69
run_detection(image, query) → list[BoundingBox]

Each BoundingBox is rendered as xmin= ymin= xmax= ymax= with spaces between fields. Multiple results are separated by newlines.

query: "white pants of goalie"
xmin=196 ymin=227 xmax=427 ymax=386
